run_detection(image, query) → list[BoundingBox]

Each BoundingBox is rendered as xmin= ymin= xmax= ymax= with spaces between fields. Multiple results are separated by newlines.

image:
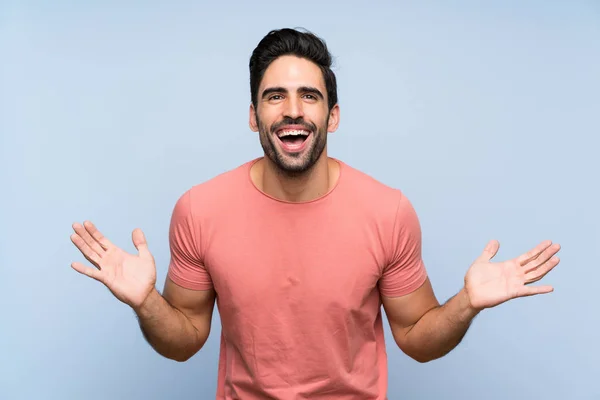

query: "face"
xmin=250 ymin=55 xmax=339 ymax=175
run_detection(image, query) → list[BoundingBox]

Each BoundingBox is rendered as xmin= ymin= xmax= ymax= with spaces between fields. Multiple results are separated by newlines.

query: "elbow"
xmin=392 ymin=330 xmax=444 ymax=364
xmin=158 ymin=350 xmax=192 ymax=362
xmin=170 ymin=338 xmax=207 ymax=362
xmin=406 ymin=348 xmax=449 ymax=364
xmin=172 ymin=353 xmax=192 ymax=362
xmin=161 ymin=345 xmax=201 ymax=363
xmin=411 ymin=354 xmax=437 ymax=363
xmin=174 ymin=344 xmax=206 ymax=362
xmin=397 ymin=342 xmax=441 ymax=364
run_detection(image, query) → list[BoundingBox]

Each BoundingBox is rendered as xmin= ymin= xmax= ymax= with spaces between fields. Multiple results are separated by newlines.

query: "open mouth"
xmin=275 ymin=128 xmax=312 ymax=152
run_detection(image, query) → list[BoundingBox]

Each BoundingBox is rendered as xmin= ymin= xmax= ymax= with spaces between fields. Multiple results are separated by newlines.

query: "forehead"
xmin=260 ymin=55 xmax=325 ymax=91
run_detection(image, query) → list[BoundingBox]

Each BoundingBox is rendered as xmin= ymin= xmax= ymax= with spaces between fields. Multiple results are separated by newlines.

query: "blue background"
xmin=1 ymin=1 xmax=599 ymax=399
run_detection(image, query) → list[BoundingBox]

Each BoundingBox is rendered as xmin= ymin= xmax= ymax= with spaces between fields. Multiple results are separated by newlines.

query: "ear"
xmin=327 ymin=104 xmax=340 ymax=133
xmin=249 ymin=103 xmax=258 ymax=132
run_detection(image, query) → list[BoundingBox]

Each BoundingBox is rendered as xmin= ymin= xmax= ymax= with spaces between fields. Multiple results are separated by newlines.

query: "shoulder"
xmin=172 ymin=159 xmax=255 ymax=216
xmin=337 ymin=159 xmax=407 ymax=213
xmin=336 ymin=160 xmax=422 ymax=237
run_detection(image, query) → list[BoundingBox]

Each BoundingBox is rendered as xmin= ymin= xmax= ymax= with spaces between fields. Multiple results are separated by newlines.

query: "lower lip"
xmin=276 ymin=133 xmax=312 ymax=153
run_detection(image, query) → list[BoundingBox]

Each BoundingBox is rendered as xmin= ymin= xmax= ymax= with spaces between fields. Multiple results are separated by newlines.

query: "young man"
xmin=70 ymin=28 xmax=561 ymax=399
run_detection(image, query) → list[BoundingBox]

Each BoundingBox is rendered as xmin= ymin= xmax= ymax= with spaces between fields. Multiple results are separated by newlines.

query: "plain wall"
xmin=1 ymin=1 xmax=599 ymax=399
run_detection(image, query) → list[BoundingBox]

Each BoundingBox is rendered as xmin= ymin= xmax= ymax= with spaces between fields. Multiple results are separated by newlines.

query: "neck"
xmin=252 ymin=153 xmax=339 ymax=202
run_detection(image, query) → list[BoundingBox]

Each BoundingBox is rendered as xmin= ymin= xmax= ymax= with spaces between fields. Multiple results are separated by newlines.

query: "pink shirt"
xmin=167 ymin=158 xmax=428 ymax=399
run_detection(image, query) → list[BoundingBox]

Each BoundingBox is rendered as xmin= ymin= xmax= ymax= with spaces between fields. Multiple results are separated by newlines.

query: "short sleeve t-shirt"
xmin=167 ymin=158 xmax=428 ymax=400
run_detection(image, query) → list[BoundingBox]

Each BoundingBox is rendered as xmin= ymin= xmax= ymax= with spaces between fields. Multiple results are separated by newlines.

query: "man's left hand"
xmin=464 ymin=240 xmax=561 ymax=311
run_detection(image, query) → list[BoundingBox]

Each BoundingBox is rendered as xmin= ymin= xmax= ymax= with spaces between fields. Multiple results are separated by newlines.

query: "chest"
xmin=202 ymin=214 xmax=385 ymax=318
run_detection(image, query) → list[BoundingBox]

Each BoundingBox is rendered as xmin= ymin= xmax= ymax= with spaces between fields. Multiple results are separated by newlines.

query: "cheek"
xmin=308 ymin=106 xmax=329 ymax=124
xmin=257 ymin=110 xmax=279 ymax=130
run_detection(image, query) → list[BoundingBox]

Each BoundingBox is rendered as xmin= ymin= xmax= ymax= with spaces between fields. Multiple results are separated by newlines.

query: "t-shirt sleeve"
xmin=379 ymin=192 xmax=428 ymax=298
xmin=166 ymin=190 xmax=213 ymax=290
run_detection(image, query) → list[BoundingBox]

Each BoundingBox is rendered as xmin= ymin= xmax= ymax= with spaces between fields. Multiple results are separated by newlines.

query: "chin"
xmin=275 ymin=156 xmax=314 ymax=175
xmin=261 ymin=134 xmax=325 ymax=175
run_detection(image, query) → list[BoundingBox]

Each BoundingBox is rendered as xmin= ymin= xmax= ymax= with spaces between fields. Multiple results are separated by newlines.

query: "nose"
xmin=283 ymin=96 xmax=304 ymax=119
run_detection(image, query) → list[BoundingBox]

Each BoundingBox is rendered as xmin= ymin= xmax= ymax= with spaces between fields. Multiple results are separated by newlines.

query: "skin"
xmin=249 ymin=55 xmax=340 ymax=202
xmin=70 ymin=54 xmax=561 ymax=365
xmin=70 ymin=222 xmax=215 ymax=362
xmin=382 ymin=239 xmax=560 ymax=362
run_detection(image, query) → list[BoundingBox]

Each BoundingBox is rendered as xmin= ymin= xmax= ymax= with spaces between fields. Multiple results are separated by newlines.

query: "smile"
xmin=275 ymin=128 xmax=312 ymax=153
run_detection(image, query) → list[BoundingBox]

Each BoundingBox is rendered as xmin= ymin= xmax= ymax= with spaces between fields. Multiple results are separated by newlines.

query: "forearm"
xmin=400 ymin=288 xmax=479 ymax=363
xmin=134 ymin=289 xmax=205 ymax=362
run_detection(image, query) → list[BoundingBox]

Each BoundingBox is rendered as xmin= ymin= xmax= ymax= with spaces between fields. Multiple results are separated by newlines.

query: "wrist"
xmin=459 ymin=286 xmax=482 ymax=319
xmin=133 ymin=288 xmax=160 ymax=316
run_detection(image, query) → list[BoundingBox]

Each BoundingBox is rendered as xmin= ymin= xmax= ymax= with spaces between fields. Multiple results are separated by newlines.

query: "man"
xmin=70 ymin=28 xmax=561 ymax=399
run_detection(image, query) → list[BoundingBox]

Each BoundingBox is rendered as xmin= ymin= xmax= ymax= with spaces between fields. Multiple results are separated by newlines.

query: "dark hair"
xmin=249 ymin=28 xmax=338 ymax=111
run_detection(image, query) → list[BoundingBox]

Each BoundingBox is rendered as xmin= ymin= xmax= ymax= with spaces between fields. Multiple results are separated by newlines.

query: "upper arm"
xmin=163 ymin=277 xmax=216 ymax=344
xmin=163 ymin=189 xmax=216 ymax=342
xmin=379 ymin=191 xmax=428 ymax=297
xmin=381 ymin=278 xmax=439 ymax=348
xmin=379 ymin=191 xmax=437 ymax=347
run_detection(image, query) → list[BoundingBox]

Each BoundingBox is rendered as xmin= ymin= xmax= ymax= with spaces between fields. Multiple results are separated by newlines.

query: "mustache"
xmin=270 ymin=117 xmax=316 ymax=133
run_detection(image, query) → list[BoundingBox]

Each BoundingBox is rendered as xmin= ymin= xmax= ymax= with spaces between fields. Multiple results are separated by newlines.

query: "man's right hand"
xmin=70 ymin=221 xmax=157 ymax=311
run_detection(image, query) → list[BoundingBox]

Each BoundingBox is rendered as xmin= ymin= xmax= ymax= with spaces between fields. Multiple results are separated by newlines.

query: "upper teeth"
xmin=278 ymin=130 xmax=309 ymax=138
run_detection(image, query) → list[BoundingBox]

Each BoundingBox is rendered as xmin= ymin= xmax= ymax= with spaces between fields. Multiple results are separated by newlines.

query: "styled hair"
xmin=249 ymin=28 xmax=338 ymax=111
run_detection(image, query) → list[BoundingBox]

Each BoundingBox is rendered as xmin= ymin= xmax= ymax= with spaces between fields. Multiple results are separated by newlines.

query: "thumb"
xmin=132 ymin=228 xmax=152 ymax=259
xmin=478 ymin=239 xmax=500 ymax=262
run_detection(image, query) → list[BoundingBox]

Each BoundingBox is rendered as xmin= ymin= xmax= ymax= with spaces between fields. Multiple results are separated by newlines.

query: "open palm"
xmin=465 ymin=239 xmax=561 ymax=311
xmin=70 ymin=221 xmax=156 ymax=309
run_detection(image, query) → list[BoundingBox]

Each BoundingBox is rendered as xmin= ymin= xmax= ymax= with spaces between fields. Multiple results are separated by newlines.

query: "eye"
xmin=303 ymin=94 xmax=318 ymax=100
xmin=269 ymin=95 xmax=283 ymax=101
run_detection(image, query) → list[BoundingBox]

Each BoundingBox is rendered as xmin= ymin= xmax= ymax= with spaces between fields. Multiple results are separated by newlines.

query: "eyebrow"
xmin=261 ymin=86 xmax=325 ymax=100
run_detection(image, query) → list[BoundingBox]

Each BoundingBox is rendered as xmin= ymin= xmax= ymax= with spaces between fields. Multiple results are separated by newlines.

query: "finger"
xmin=477 ymin=240 xmax=500 ymax=262
xmin=523 ymin=244 xmax=561 ymax=273
xmin=72 ymin=222 xmax=105 ymax=257
xmin=70 ymin=233 xmax=102 ymax=267
xmin=516 ymin=240 xmax=553 ymax=266
xmin=525 ymin=256 xmax=560 ymax=283
xmin=132 ymin=228 xmax=152 ymax=259
xmin=83 ymin=221 xmax=113 ymax=251
xmin=517 ymin=284 xmax=554 ymax=297
xmin=71 ymin=261 xmax=104 ymax=282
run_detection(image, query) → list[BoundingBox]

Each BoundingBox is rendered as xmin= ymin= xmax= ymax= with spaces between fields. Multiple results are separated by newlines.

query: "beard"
xmin=256 ymin=114 xmax=329 ymax=176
